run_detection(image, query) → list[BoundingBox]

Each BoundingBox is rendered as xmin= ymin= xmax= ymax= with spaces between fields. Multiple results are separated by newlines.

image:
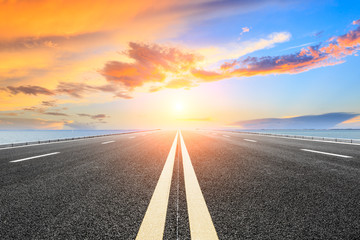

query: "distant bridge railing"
xmin=0 ymin=129 xmax=160 ymax=149
xmin=220 ymin=130 xmax=360 ymax=144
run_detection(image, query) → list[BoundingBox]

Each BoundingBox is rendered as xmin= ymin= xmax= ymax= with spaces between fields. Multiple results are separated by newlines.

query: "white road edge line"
xmin=301 ymin=149 xmax=353 ymax=158
xmin=101 ymin=141 xmax=115 ymax=145
xmin=10 ymin=152 xmax=60 ymax=163
xmin=244 ymin=139 xmax=257 ymax=142
xmin=136 ymin=131 xmax=179 ymax=240
xmin=179 ymin=131 xmax=219 ymax=240
xmin=222 ymin=135 xmax=230 ymax=138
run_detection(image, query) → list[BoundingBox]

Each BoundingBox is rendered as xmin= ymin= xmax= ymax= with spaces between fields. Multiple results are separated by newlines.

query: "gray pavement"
xmin=0 ymin=130 xmax=359 ymax=239
xmin=186 ymin=130 xmax=360 ymax=239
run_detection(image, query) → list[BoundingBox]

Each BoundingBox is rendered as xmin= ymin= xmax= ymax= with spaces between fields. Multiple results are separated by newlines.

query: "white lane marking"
xmin=136 ymin=131 xmax=179 ymax=240
xmin=179 ymin=131 xmax=219 ymax=240
xmin=244 ymin=139 xmax=257 ymax=142
xmin=301 ymin=149 xmax=353 ymax=158
xmin=10 ymin=152 xmax=60 ymax=163
xmin=129 ymin=136 xmax=136 ymax=139
xmin=101 ymin=141 xmax=115 ymax=145
xmin=176 ymin=134 xmax=180 ymax=240
xmin=222 ymin=135 xmax=230 ymax=138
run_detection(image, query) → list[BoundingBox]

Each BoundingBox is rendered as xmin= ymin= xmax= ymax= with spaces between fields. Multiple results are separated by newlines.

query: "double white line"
xmin=136 ymin=131 xmax=218 ymax=240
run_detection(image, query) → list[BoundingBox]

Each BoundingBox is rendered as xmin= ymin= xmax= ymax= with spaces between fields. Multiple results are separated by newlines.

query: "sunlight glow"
xmin=174 ymin=101 xmax=184 ymax=113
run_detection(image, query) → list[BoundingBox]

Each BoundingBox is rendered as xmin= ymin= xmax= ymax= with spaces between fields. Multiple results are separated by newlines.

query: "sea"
xmin=234 ymin=129 xmax=360 ymax=140
xmin=1 ymin=129 xmax=360 ymax=145
xmin=0 ymin=130 xmax=141 ymax=145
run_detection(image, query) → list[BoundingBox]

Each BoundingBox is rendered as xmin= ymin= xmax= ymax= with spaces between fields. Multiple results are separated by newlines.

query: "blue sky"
xmin=0 ymin=0 xmax=359 ymax=129
xmin=166 ymin=0 xmax=360 ymax=128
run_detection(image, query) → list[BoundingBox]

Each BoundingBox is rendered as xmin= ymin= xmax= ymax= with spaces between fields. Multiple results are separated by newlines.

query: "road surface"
xmin=1 ymin=130 xmax=359 ymax=239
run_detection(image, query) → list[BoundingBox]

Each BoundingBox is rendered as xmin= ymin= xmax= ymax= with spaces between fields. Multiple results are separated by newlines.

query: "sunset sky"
xmin=1 ymin=0 xmax=360 ymax=129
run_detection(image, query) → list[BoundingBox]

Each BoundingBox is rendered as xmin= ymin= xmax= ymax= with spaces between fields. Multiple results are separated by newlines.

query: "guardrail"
xmin=220 ymin=130 xmax=360 ymax=144
xmin=0 ymin=129 xmax=160 ymax=149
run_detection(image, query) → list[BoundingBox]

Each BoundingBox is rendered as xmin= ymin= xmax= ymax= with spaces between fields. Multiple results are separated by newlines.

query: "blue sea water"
xmin=0 ymin=130 xmax=140 ymax=145
xmin=1 ymin=129 xmax=359 ymax=145
xmin=236 ymin=129 xmax=360 ymax=140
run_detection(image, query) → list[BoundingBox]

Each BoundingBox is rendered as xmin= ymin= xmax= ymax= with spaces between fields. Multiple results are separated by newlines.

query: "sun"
xmin=173 ymin=101 xmax=184 ymax=114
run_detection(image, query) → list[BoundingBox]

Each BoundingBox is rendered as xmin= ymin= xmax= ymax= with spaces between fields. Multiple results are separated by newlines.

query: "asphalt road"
xmin=1 ymin=130 xmax=359 ymax=239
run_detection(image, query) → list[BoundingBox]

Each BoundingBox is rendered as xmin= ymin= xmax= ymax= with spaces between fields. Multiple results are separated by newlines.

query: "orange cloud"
xmin=99 ymin=19 xmax=360 ymax=90
xmin=191 ymin=69 xmax=229 ymax=82
xmin=341 ymin=115 xmax=360 ymax=124
xmin=4 ymin=18 xmax=360 ymax=101
xmin=101 ymin=42 xmax=202 ymax=89
xmin=193 ymin=19 xmax=360 ymax=81
xmin=0 ymin=0 xmax=223 ymax=110
xmin=78 ymin=113 xmax=109 ymax=120
xmin=165 ymin=79 xmax=197 ymax=89
xmin=0 ymin=0 xmax=304 ymax=114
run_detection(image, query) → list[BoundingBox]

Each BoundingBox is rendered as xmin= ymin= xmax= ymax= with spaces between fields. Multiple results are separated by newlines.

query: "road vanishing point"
xmin=1 ymin=130 xmax=360 ymax=239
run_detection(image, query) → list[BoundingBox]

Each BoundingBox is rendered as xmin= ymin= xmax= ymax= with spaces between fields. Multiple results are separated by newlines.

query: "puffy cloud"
xmin=194 ymin=19 xmax=360 ymax=81
xmin=21 ymin=105 xmax=69 ymax=117
xmin=91 ymin=114 xmax=107 ymax=119
xmin=55 ymin=82 xmax=131 ymax=98
xmin=23 ymin=107 xmax=45 ymax=112
xmin=0 ymin=0 xmax=302 ymax=115
xmin=41 ymin=100 xmax=57 ymax=107
xmin=78 ymin=113 xmax=109 ymax=120
xmin=242 ymin=27 xmax=250 ymax=33
xmin=100 ymin=19 xmax=360 ymax=90
xmin=4 ymin=85 xmax=55 ymax=96
xmin=165 ymin=79 xmax=198 ymax=89
xmin=238 ymin=27 xmax=250 ymax=38
xmin=3 ymin=82 xmax=132 ymax=99
xmin=101 ymin=42 xmax=202 ymax=89
xmin=353 ymin=19 xmax=360 ymax=25
xmin=191 ymin=69 xmax=228 ymax=82
xmin=221 ymin=45 xmax=331 ymax=76
xmin=43 ymin=112 xmax=69 ymax=117
xmin=336 ymin=23 xmax=360 ymax=48
xmin=4 ymin=19 xmax=360 ymax=97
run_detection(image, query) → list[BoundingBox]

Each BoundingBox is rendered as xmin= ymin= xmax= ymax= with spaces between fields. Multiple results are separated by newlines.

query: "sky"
xmin=1 ymin=0 xmax=360 ymax=130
